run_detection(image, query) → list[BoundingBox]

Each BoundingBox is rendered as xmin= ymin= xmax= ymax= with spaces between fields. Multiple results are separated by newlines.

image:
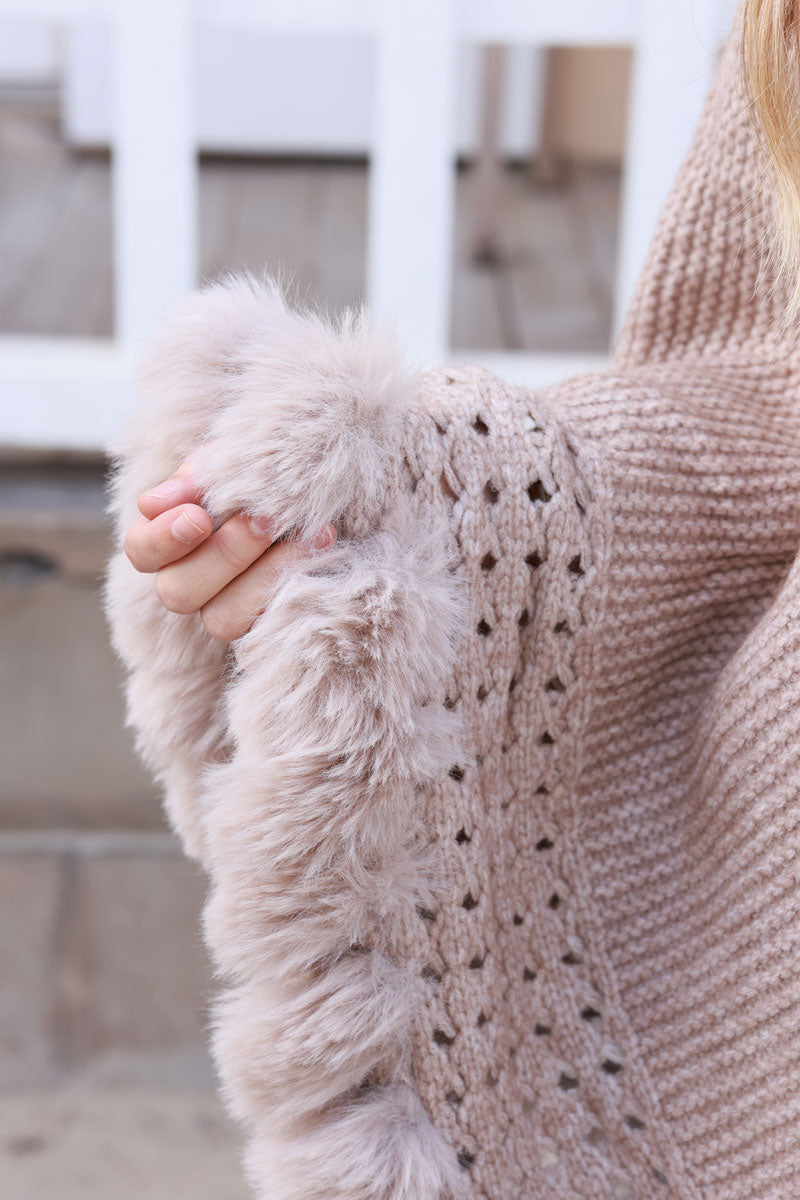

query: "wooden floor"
xmin=0 ymin=97 xmax=620 ymax=353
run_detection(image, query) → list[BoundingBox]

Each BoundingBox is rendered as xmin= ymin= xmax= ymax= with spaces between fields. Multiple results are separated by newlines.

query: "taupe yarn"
xmin=105 ymin=7 xmax=800 ymax=1198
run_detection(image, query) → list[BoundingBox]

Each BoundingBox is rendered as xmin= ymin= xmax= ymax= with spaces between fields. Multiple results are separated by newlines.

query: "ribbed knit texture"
xmin=105 ymin=6 xmax=800 ymax=1198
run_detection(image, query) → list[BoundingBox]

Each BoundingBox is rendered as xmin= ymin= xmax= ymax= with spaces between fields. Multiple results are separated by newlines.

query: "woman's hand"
xmin=123 ymin=460 xmax=335 ymax=642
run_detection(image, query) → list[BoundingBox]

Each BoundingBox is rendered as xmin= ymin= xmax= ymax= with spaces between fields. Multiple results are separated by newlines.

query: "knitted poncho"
xmin=104 ymin=9 xmax=800 ymax=1200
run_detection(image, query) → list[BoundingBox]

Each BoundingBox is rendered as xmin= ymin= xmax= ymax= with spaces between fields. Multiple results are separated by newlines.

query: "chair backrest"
xmin=0 ymin=0 xmax=737 ymax=450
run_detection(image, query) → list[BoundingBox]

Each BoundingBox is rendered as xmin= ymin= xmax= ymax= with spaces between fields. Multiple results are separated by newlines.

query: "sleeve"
xmin=103 ymin=274 xmax=603 ymax=1199
xmin=103 ymin=275 xmax=421 ymax=862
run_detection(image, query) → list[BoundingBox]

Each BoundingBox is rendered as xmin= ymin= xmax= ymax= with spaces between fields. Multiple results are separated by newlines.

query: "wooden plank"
xmin=572 ymin=165 xmax=622 ymax=305
xmin=304 ymin=164 xmax=366 ymax=311
xmin=0 ymin=107 xmax=70 ymax=331
xmin=9 ymin=154 xmax=112 ymax=338
xmin=504 ymin=168 xmax=609 ymax=355
xmin=451 ymin=166 xmax=504 ymax=351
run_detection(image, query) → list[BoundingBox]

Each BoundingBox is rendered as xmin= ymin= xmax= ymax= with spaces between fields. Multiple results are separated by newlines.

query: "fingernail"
xmin=148 ymin=478 xmax=182 ymax=500
xmin=310 ymin=523 xmax=336 ymax=550
xmin=171 ymin=511 xmax=206 ymax=543
xmin=248 ymin=515 xmax=275 ymax=539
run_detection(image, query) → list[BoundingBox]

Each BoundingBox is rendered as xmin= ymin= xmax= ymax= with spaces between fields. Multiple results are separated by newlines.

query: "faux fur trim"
xmin=200 ymin=507 xmax=468 ymax=1198
xmin=104 ymin=276 xmax=468 ymax=1195
xmin=195 ymin=278 xmax=416 ymax=542
xmin=104 ymin=274 xmax=416 ymax=859
xmin=242 ymin=1083 xmax=464 ymax=1200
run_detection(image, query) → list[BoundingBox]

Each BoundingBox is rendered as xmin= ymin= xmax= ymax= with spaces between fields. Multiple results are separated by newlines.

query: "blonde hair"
xmin=743 ymin=0 xmax=800 ymax=325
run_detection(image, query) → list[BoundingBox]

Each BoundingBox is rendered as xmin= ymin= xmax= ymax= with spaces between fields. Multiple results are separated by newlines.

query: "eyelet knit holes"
xmin=527 ymin=479 xmax=552 ymax=504
xmin=406 ymin=375 xmax=656 ymax=1196
xmin=440 ymin=472 xmax=458 ymax=502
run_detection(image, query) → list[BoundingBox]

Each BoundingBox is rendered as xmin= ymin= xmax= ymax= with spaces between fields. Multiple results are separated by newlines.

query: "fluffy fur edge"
xmin=198 ymin=501 xmax=469 ymax=1199
xmin=103 ymin=273 xmax=416 ymax=860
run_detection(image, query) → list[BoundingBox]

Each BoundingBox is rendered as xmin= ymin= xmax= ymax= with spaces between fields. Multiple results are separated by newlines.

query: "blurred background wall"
xmin=0 ymin=4 xmax=735 ymax=1197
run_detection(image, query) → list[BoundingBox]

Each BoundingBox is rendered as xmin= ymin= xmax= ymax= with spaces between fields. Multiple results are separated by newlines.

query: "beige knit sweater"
xmin=104 ymin=7 xmax=800 ymax=1199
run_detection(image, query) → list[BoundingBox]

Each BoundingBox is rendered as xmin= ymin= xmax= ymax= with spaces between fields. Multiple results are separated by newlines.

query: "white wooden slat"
xmin=368 ymin=0 xmax=458 ymax=361
xmin=0 ymin=339 xmax=132 ymax=448
xmin=112 ymin=0 xmax=196 ymax=351
xmin=0 ymin=342 xmax=606 ymax=452
xmin=194 ymin=0 xmax=638 ymax=43
xmin=196 ymin=0 xmax=372 ymax=36
xmin=0 ymin=0 xmax=105 ymax=18
xmin=0 ymin=0 xmax=640 ymax=41
xmin=451 ymin=350 xmax=610 ymax=387
xmin=460 ymin=0 xmax=637 ymax=45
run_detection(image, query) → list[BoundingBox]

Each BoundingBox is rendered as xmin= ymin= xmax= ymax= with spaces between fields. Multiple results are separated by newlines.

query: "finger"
xmin=154 ymin=513 xmax=279 ymax=614
xmin=200 ymin=524 xmax=336 ymax=642
xmin=200 ymin=541 xmax=303 ymax=642
xmin=124 ymin=503 xmax=214 ymax=573
xmin=137 ymin=460 xmax=200 ymax=519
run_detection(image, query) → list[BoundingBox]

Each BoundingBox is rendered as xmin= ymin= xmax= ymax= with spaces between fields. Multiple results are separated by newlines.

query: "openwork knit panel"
xmin=104 ymin=6 xmax=800 ymax=1200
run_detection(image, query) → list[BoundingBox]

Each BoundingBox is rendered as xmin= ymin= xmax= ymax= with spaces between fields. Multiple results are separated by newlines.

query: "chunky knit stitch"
xmin=105 ymin=7 xmax=800 ymax=1199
